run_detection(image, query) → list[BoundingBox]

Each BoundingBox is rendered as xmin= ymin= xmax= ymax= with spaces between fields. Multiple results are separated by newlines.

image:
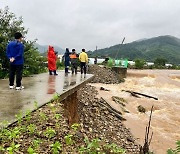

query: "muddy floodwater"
xmin=91 ymin=69 xmax=180 ymax=154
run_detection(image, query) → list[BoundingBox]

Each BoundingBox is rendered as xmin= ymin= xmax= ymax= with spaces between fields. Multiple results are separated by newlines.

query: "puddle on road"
xmin=0 ymin=71 xmax=93 ymax=127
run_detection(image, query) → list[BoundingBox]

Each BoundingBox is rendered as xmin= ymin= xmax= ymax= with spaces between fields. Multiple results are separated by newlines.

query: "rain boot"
xmin=54 ymin=70 xmax=58 ymax=75
xmin=49 ymin=70 xmax=53 ymax=75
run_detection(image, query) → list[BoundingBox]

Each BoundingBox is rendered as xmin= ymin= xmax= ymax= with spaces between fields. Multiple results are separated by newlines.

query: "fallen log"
xmin=122 ymin=90 xmax=158 ymax=100
xmin=112 ymin=96 xmax=128 ymax=104
xmin=100 ymin=97 xmax=123 ymax=115
xmin=120 ymin=106 xmax=130 ymax=113
xmin=98 ymin=100 xmax=126 ymax=121
xmin=112 ymin=96 xmax=126 ymax=106
xmin=122 ymin=90 xmax=140 ymax=98
xmin=111 ymin=96 xmax=129 ymax=113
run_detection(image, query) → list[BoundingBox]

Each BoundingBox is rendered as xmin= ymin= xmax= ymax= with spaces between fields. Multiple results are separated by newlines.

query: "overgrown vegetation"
xmin=0 ymin=99 xmax=126 ymax=153
xmin=0 ymin=7 xmax=47 ymax=79
xmin=167 ymin=141 xmax=180 ymax=154
xmin=56 ymin=61 xmax=64 ymax=70
xmin=134 ymin=59 xmax=146 ymax=69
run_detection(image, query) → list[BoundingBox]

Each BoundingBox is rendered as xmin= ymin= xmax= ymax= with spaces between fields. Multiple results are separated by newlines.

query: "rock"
xmin=89 ymin=128 xmax=93 ymax=132
xmin=137 ymin=105 xmax=146 ymax=113
xmin=127 ymin=136 xmax=134 ymax=142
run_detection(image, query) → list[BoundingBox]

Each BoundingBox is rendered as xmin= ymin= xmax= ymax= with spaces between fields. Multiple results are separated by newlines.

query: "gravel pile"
xmin=88 ymin=65 xmax=121 ymax=84
xmin=78 ymin=85 xmax=140 ymax=153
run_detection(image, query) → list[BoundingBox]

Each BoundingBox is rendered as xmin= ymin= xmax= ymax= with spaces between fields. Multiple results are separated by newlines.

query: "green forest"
xmin=88 ymin=35 xmax=180 ymax=65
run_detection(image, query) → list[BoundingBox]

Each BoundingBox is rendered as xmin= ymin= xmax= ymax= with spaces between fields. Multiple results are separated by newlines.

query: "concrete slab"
xmin=0 ymin=71 xmax=93 ymax=126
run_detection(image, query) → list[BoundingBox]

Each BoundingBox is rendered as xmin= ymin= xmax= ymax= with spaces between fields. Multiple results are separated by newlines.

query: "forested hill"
xmin=87 ymin=35 xmax=180 ymax=64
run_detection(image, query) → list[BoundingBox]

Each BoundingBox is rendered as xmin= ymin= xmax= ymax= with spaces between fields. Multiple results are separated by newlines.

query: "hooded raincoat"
xmin=48 ymin=46 xmax=56 ymax=71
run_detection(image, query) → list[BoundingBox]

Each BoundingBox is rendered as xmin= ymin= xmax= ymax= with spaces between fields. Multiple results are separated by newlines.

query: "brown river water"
xmin=91 ymin=69 xmax=180 ymax=154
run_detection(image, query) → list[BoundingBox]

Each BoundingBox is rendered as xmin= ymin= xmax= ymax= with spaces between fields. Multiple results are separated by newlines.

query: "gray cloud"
xmin=1 ymin=0 xmax=180 ymax=51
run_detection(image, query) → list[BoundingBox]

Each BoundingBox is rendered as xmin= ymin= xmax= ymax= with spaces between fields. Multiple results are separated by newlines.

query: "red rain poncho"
xmin=48 ymin=46 xmax=56 ymax=70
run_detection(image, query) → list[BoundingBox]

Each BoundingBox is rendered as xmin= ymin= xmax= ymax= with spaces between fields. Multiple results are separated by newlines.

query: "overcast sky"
xmin=1 ymin=0 xmax=180 ymax=51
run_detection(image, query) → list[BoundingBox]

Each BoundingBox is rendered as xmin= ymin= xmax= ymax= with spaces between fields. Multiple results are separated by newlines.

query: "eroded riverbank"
xmin=91 ymin=69 xmax=180 ymax=154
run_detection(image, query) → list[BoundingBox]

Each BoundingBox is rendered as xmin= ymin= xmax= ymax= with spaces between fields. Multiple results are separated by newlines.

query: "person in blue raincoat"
xmin=63 ymin=48 xmax=71 ymax=75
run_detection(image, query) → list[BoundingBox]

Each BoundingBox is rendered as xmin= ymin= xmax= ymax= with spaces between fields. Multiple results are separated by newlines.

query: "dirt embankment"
xmin=78 ymin=85 xmax=140 ymax=153
xmin=88 ymin=65 xmax=121 ymax=84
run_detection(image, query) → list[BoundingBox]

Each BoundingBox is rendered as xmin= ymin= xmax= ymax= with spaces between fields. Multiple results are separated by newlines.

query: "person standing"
xmin=47 ymin=46 xmax=58 ymax=75
xmin=63 ymin=48 xmax=71 ymax=75
xmin=70 ymin=49 xmax=78 ymax=74
xmin=79 ymin=49 xmax=88 ymax=77
xmin=6 ymin=32 xmax=24 ymax=90
xmin=53 ymin=50 xmax=58 ymax=75
xmin=94 ymin=56 xmax=97 ymax=64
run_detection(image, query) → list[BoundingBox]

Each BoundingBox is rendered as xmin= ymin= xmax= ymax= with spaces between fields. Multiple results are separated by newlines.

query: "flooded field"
xmin=91 ymin=69 xmax=180 ymax=154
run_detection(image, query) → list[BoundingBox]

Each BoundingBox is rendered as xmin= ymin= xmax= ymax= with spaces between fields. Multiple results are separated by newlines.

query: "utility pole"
xmin=115 ymin=37 xmax=125 ymax=60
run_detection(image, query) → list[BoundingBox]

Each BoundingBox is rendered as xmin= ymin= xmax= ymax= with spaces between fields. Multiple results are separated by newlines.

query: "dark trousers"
xmin=65 ymin=67 xmax=69 ymax=74
xmin=9 ymin=64 xmax=23 ymax=87
xmin=71 ymin=63 xmax=77 ymax=74
xmin=80 ymin=62 xmax=86 ymax=74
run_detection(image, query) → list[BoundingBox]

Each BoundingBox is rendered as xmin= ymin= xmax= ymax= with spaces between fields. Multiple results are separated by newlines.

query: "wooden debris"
xmin=140 ymin=106 xmax=154 ymax=154
xmin=122 ymin=90 xmax=158 ymax=100
xmin=120 ymin=106 xmax=130 ymax=113
xmin=99 ymin=97 xmax=126 ymax=121
xmin=112 ymin=96 xmax=129 ymax=113
xmin=112 ymin=96 xmax=126 ymax=106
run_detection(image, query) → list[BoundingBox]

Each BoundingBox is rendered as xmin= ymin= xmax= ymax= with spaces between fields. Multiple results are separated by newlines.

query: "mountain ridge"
xmin=88 ymin=35 xmax=180 ymax=64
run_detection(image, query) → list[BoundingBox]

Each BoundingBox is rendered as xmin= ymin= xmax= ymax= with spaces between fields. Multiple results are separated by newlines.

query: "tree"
xmin=154 ymin=58 xmax=167 ymax=66
xmin=0 ymin=7 xmax=46 ymax=78
xmin=135 ymin=59 xmax=145 ymax=69
xmin=23 ymin=41 xmax=47 ymax=76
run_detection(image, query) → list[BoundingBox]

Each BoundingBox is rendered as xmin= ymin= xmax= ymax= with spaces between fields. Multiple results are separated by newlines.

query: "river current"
xmin=92 ymin=69 xmax=180 ymax=154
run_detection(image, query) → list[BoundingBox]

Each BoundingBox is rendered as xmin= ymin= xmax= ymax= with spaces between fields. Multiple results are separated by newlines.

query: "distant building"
xmin=128 ymin=61 xmax=135 ymax=65
xmin=165 ymin=63 xmax=173 ymax=67
xmin=146 ymin=62 xmax=154 ymax=66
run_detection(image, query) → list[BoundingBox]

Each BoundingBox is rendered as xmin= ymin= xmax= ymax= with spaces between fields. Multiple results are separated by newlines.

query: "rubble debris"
xmin=87 ymin=65 xmax=121 ymax=84
xmin=78 ymin=85 xmax=140 ymax=153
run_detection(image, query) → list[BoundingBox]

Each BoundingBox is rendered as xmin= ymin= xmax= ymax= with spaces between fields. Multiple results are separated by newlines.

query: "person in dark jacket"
xmin=63 ymin=48 xmax=71 ymax=75
xmin=6 ymin=32 xmax=24 ymax=90
xmin=70 ymin=49 xmax=78 ymax=74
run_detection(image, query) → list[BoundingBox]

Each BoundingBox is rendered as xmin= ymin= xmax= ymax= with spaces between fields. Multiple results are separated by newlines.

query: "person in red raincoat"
xmin=47 ymin=45 xmax=58 ymax=75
